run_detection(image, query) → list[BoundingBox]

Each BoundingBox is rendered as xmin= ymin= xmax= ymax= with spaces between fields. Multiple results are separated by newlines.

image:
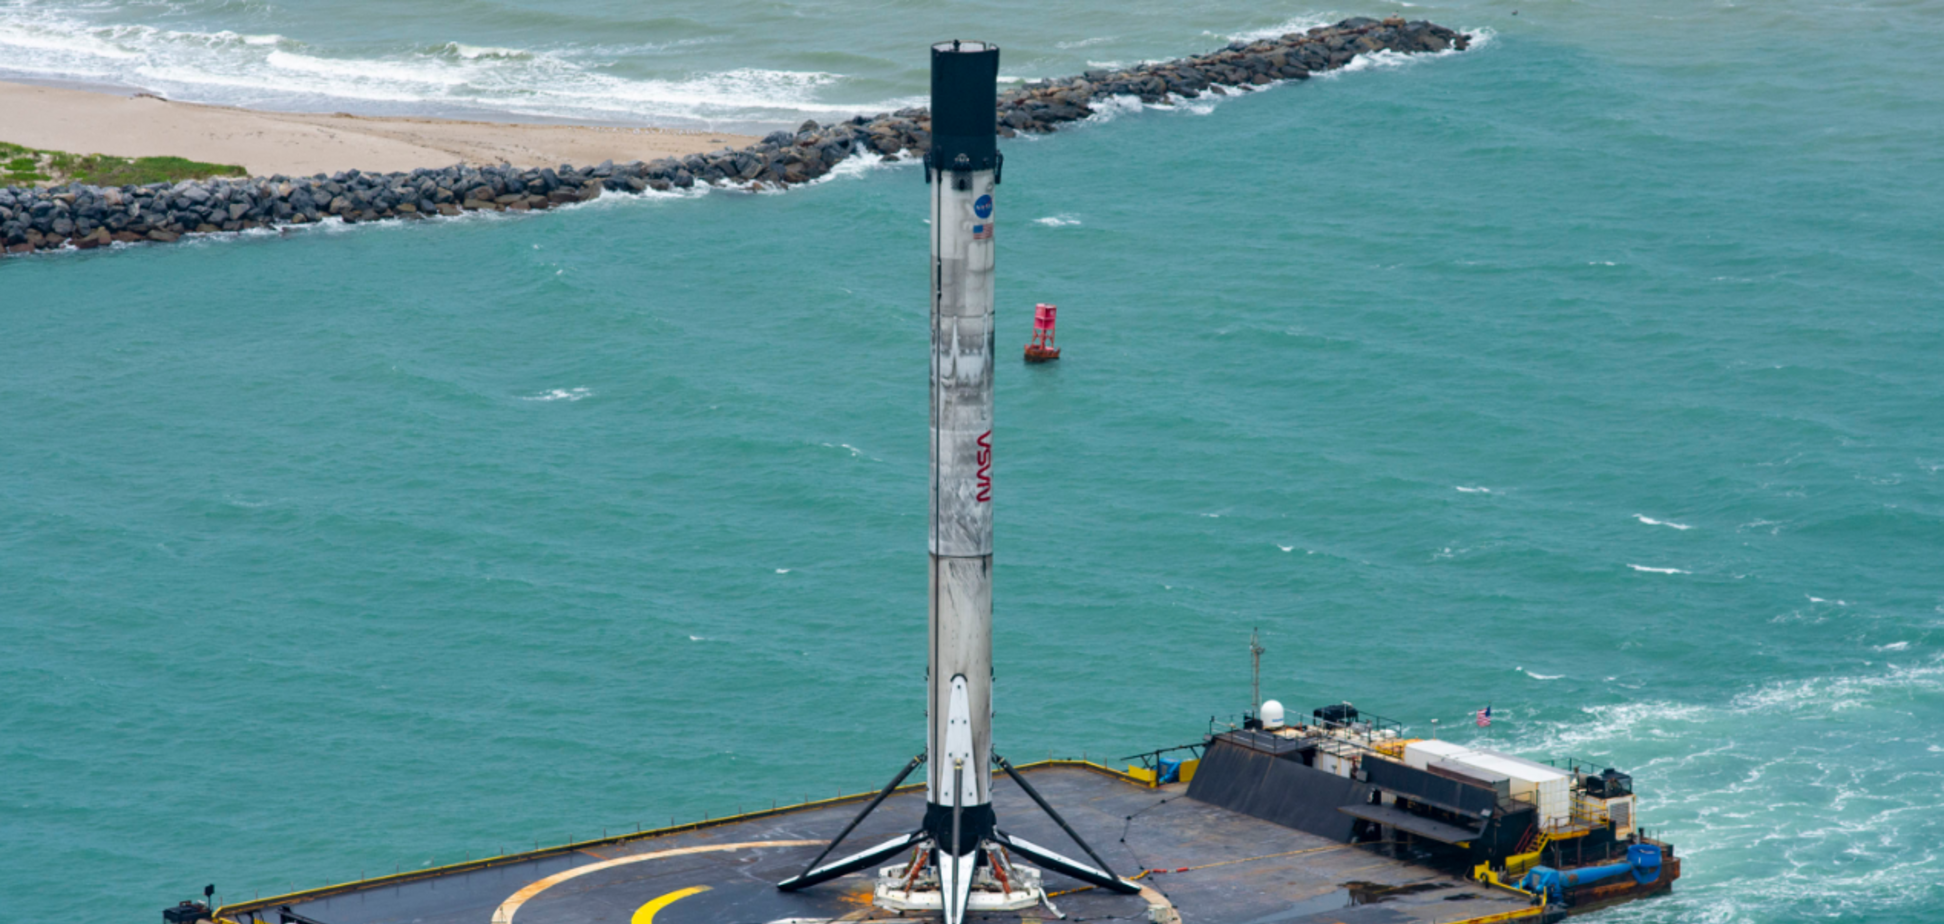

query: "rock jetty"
xmin=1 ymin=18 xmax=1468 ymax=257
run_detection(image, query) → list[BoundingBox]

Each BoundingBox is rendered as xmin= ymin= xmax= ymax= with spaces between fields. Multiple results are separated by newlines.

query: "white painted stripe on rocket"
xmin=938 ymin=675 xmax=976 ymax=807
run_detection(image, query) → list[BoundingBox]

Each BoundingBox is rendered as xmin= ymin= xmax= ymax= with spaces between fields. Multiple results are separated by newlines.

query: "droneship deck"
xmin=217 ymin=762 xmax=1542 ymax=924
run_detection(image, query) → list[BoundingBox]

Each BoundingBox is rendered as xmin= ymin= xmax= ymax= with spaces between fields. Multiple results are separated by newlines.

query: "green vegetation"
xmin=1 ymin=141 xmax=246 ymax=187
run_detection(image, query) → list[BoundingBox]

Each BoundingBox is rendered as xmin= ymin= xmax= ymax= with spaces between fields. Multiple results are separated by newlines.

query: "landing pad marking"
xmin=490 ymin=839 xmax=820 ymax=924
xmin=630 ymin=886 xmax=710 ymax=924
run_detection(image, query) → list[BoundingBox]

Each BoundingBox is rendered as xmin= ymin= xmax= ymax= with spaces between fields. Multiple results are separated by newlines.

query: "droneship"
xmin=170 ymin=37 xmax=1679 ymax=924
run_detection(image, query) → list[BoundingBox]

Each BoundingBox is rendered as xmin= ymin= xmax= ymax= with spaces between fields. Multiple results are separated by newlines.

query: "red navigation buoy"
xmin=1024 ymin=303 xmax=1060 ymax=362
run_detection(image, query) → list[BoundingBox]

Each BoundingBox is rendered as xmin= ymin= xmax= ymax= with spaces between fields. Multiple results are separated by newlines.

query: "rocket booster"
xmin=779 ymin=42 xmax=1133 ymax=922
xmin=925 ymin=39 xmax=1001 ymax=857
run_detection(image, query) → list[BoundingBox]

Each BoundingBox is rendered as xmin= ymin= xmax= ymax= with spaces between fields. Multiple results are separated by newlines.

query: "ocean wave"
xmin=1033 ymin=215 xmax=1081 ymax=227
xmin=1072 ymin=27 xmax=1480 ymax=133
xmin=520 ymin=387 xmax=592 ymax=402
xmin=0 ymin=4 xmax=912 ymax=128
xmin=434 ymin=42 xmax=531 ymax=61
xmin=1221 ymin=15 xmax=1339 ymax=44
xmin=1732 ymin=656 xmax=1944 ymax=713
xmin=1509 ymin=699 xmax=1710 ymax=755
xmin=1635 ymin=513 xmax=1695 ymax=530
xmin=1628 ymin=563 xmax=1691 ymax=574
xmin=1455 ymin=485 xmax=1491 ymax=493
xmin=1330 ymin=26 xmax=1494 ymax=77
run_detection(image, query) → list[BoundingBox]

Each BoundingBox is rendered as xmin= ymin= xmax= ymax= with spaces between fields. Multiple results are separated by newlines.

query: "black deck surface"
xmin=238 ymin=765 xmax=1529 ymax=924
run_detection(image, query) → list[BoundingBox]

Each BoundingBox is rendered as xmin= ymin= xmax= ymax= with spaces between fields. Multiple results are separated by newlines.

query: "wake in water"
xmin=1492 ymin=657 xmax=1944 ymax=922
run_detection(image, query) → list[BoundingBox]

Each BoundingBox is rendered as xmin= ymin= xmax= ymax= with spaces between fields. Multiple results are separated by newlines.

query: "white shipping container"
xmin=1455 ymin=751 xmax=1571 ymax=828
xmin=1398 ymin=742 xmax=1575 ymax=828
xmin=1402 ymin=739 xmax=1476 ymax=770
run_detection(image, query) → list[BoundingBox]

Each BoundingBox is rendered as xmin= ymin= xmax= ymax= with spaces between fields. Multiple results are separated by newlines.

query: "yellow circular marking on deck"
xmin=489 ymin=840 xmax=820 ymax=924
xmin=630 ymin=886 xmax=710 ymax=924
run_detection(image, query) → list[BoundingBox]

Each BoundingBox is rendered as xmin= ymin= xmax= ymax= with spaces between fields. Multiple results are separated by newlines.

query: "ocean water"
xmin=4 ymin=1 xmax=1944 ymax=922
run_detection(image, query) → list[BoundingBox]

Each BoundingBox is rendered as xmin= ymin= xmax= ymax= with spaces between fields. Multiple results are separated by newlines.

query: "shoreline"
xmin=0 ymin=80 xmax=761 ymax=178
xmin=1 ymin=17 xmax=1471 ymax=257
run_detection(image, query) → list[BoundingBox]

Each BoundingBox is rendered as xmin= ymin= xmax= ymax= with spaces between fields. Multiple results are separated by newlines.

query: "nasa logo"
xmin=973 ymin=194 xmax=993 ymax=219
xmin=975 ymin=431 xmax=992 ymax=502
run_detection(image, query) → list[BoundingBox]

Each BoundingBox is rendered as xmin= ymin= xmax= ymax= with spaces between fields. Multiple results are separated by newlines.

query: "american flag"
xmin=1475 ymin=705 xmax=1492 ymax=728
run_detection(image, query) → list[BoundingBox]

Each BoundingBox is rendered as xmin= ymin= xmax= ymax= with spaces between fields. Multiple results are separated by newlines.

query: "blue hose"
xmin=1518 ymin=844 xmax=1662 ymax=904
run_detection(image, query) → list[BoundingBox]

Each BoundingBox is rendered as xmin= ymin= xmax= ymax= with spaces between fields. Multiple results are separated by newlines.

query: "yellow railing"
xmin=1503 ymin=848 xmax=1543 ymax=878
xmin=1468 ymin=861 xmax=1549 ymax=923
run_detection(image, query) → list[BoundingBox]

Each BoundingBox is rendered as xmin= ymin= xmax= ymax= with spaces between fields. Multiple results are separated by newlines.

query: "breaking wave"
xmin=1628 ymin=563 xmax=1690 ymax=574
xmin=1635 ymin=513 xmax=1695 ymax=530
xmin=0 ymin=2 xmax=915 ymax=128
xmin=520 ymin=387 xmax=592 ymax=402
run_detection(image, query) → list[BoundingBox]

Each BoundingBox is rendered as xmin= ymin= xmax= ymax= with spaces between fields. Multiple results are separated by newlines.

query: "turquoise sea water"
xmin=4 ymin=2 xmax=1944 ymax=922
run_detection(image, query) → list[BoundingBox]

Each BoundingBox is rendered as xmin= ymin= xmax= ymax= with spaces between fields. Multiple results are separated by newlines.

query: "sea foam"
xmin=0 ymin=4 xmax=918 ymax=127
xmin=1628 ymin=564 xmax=1690 ymax=574
xmin=1635 ymin=514 xmax=1695 ymax=530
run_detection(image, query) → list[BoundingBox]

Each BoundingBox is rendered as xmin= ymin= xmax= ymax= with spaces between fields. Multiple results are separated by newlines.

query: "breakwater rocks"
xmin=1 ymin=18 xmax=1467 ymax=258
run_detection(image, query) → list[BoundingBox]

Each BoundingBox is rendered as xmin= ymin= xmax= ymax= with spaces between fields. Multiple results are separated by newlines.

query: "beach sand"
xmin=0 ymin=81 xmax=760 ymax=177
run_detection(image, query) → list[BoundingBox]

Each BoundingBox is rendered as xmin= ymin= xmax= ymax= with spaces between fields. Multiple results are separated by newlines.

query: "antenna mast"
xmin=1250 ymin=628 xmax=1264 ymax=717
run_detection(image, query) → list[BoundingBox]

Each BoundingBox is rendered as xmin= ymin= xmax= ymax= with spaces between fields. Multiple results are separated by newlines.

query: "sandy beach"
xmin=0 ymin=81 xmax=760 ymax=177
